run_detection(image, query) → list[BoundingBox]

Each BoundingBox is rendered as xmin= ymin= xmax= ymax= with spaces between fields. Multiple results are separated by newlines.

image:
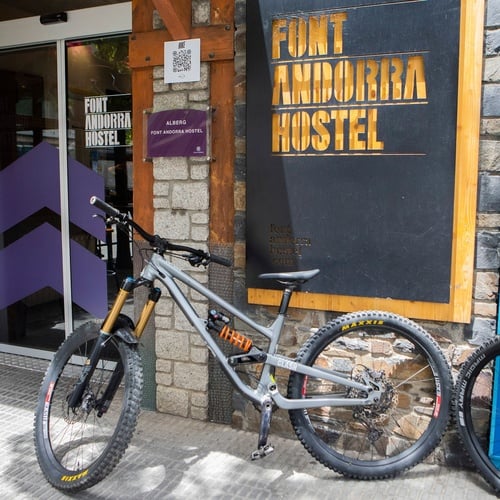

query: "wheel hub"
xmin=348 ymin=366 xmax=398 ymax=437
xmin=63 ymin=389 xmax=95 ymax=423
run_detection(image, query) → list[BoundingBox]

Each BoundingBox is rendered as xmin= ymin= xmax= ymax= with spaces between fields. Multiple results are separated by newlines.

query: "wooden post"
xmin=207 ymin=0 xmax=236 ymax=425
xmin=131 ymin=0 xmax=156 ymax=410
xmin=131 ymin=0 xmax=154 ymax=235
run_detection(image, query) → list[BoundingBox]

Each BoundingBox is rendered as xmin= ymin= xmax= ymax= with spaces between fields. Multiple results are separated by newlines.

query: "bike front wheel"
xmin=287 ymin=310 xmax=452 ymax=479
xmin=34 ymin=321 xmax=143 ymax=492
xmin=454 ymin=336 xmax=500 ymax=492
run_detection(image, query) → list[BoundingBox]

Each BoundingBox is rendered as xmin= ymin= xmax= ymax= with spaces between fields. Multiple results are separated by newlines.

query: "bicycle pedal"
xmin=251 ymin=444 xmax=274 ymax=460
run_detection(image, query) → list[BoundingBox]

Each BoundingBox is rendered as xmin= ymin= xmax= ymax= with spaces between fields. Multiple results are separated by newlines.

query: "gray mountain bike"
xmin=34 ymin=196 xmax=452 ymax=492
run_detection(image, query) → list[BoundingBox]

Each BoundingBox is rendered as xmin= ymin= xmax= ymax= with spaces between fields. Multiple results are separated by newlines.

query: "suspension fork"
xmin=66 ymin=330 xmax=112 ymax=410
xmin=95 ymin=359 xmax=124 ymax=416
xmin=95 ymin=285 xmax=161 ymax=415
xmin=67 ymin=277 xmax=161 ymax=410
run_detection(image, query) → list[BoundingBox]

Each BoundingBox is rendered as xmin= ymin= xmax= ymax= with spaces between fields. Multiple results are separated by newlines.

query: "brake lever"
xmin=187 ymin=254 xmax=209 ymax=267
xmin=188 ymin=254 xmax=202 ymax=266
xmin=92 ymin=213 xmax=107 ymax=222
xmin=92 ymin=213 xmax=122 ymax=226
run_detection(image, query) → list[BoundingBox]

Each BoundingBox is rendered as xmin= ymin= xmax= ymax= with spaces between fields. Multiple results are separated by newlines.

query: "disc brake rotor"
xmin=348 ymin=365 xmax=398 ymax=428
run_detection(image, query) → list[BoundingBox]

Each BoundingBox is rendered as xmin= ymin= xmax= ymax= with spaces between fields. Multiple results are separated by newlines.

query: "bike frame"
xmin=104 ymin=252 xmax=379 ymax=411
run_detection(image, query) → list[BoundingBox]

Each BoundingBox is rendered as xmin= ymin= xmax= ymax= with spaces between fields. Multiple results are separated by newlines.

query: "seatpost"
xmin=278 ymin=285 xmax=296 ymax=315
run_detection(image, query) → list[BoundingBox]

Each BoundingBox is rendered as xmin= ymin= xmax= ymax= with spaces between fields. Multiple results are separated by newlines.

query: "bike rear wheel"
xmin=454 ymin=336 xmax=500 ymax=492
xmin=34 ymin=321 xmax=143 ymax=492
xmin=287 ymin=310 xmax=452 ymax=479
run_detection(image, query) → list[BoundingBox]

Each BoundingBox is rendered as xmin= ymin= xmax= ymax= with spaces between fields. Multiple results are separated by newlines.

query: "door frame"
xmin=0 ymin=3 xmax=131 ymax=48
xmin=0 ymin=3 xmax=131 ymax=359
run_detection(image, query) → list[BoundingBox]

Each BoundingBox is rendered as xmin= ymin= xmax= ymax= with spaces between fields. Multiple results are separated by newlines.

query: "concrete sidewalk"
xmin=0 ymin=354 xmax=495 ymax=499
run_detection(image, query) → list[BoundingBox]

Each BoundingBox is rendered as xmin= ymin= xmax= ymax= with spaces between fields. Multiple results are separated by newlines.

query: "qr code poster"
xmin=164 ymin=38 xmax=201 ymax=84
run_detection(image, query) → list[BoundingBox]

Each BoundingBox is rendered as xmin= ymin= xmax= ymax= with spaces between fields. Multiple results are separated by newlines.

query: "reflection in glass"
xmin=66 ymin=36 xmax=133 ymax=323
xmin=0 ymin=44 xmax=64 ymax=350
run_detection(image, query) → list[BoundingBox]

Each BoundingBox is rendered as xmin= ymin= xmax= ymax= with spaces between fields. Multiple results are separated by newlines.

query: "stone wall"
xmin=152 ymin=1 xmax=500 ymax=444
xmin=474 ymin=0 xmax=500 ymax=343
xmin=152 ymin=3 xmax=211 ymax=420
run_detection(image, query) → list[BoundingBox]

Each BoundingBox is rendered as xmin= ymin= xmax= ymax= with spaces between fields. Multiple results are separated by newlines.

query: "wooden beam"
xmin=129 ymin=25 xmax=234 ymax=69
xmin=132 ymin=0 xmax=154 ymax=33
xmin=132 ymin=0 xmax=154 ymax=235
xmin=207 ymin=0 xmax=236 ymax=425
xmin=211 ymin=1 xmax=234 ymax=24
xmin=210 ymin=60 xmax=235 ymax=244
xmin=209 ymin=1 xmax=235 ymax=246
xmin=152 ymin=0 xmax=192 ymax=40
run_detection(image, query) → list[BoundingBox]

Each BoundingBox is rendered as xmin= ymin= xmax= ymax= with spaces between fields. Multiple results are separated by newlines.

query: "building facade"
xmin=1 ymin=1 xmax=500 ymax=452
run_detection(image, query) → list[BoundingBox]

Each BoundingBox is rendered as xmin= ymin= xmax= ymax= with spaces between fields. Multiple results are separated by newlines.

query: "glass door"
xmin=0 ymin=44 xmax=63 ymax=351
xmin=67 ymin=35 xmax=133 ymax=328
xmin=0 ymin=4 xmax=131 ymax=357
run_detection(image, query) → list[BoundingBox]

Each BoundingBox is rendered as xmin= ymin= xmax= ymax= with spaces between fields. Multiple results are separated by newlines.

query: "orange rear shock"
xmin=207 ymin=309 xmax=253 ymax=352
xmin=218 ymin=324 xmax=253 ymax=352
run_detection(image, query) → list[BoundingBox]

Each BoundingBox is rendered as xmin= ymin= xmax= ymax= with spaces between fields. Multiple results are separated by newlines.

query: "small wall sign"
xmin=146 ymin=109 xmax=207 ymax=157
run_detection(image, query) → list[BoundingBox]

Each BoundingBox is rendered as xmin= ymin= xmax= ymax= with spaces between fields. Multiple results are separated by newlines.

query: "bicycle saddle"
xmin=258 ymin=269 xmax=320 ymax=285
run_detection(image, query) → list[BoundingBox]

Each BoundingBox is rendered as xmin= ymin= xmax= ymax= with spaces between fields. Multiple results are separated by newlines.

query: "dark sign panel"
xmin=147 ymin=109 xmax=207 ymax=157
xmin=246 ymin=0 xmax=460 ymax=303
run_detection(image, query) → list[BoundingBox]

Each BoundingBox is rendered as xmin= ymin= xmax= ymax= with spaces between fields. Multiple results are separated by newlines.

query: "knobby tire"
xmin=287 ymin=310 xmax=452 ymax=479
xmin=33 ymin=321 xmax=143 ymax=492
xmin=454 ymin=336 xmax=500 ymax=492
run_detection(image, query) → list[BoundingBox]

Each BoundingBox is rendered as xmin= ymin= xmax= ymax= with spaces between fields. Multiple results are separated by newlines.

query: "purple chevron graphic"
xmin=70 ymin=234 xmax=107 ymax=317
xmin=0 ymin=142 xmax=60 ymax=233
xmin=0 ymin=224 xmax=107 ymax=315
xmin=68 ymin=155 xmax=106 ymax=240
xmin=0 ymin=141 xmax=107 ymax=317
xmin=0 ymin=142 xmax=105 ymax=240
xmin=0 ymin=224 xmax=63 ymax=306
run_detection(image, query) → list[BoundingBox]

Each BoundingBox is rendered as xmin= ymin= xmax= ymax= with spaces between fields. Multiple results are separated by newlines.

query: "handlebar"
xmin=90 ymin=195 xmax=122 ymax=218
xmin=90 ymin=196 xmax=232 ymax=268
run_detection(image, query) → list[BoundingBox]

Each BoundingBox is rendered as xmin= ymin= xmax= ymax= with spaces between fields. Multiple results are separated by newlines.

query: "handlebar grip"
xmin=210 ymin=254 xmax=232 ymax=267
xmin=90 ymin=196 xmax=122 ymax=218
